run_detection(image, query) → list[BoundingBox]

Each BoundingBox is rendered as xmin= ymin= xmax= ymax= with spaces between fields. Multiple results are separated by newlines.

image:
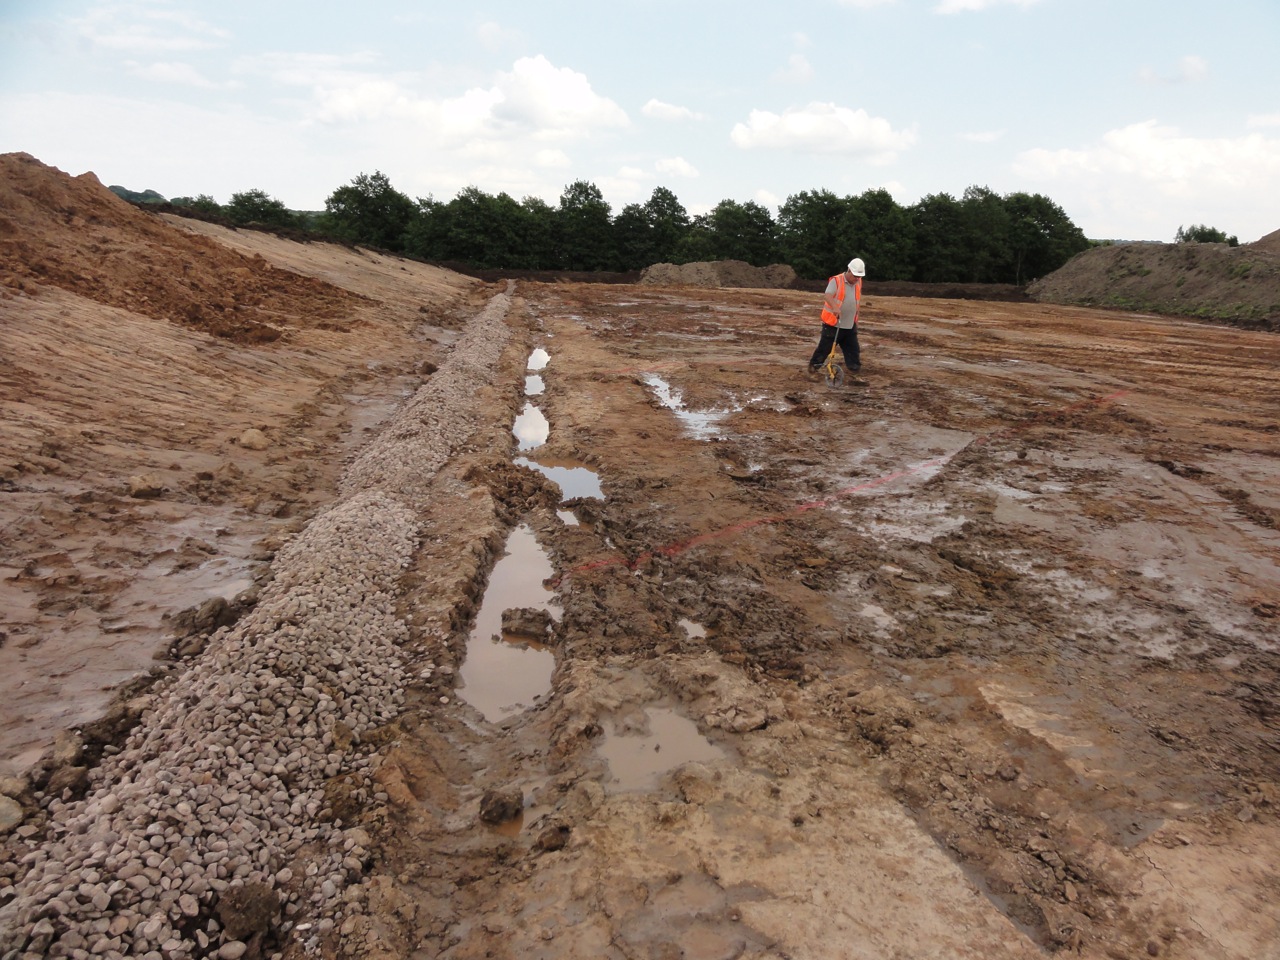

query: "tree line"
xmin=162 ymin=173 xmax=1102 ymax=284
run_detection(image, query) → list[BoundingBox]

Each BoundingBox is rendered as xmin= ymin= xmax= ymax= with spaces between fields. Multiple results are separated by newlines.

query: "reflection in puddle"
xmin=458 ymin=524 xmax=560 ymax=723
xmin=513 ymin=402 xmax=549 ymax=450
xmin=528 ymin=348 xmax=550 ymax=371
xmin=597 ymin=706 xmax=725 ymax=793
xmin=557 ymin=509 xmax=579 ymax=527
xmin=642 ymin=374 xmax=731 ymax=441
xmin=525 ymin=374 xmax=545 ymax=396
xmin=514 ymin=457 xmax=603 ymax=501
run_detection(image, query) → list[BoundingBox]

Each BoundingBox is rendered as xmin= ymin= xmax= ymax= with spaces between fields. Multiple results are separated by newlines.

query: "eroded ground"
xmin=3 ymin=223 xmax=1278 ymax=960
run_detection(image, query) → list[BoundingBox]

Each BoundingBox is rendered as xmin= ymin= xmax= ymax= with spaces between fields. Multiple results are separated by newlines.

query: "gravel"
xmin=0 ymin=289 xmax=513 ymax=959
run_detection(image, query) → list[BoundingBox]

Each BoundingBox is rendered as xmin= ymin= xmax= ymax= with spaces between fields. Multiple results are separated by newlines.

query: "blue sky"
xmin=2 ymin=0 xmax=1278 ymax=243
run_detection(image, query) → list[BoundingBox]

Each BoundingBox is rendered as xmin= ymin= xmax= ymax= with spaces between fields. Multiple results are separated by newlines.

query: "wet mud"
xmin=4 ymin=226 xmax=1279 ymax=960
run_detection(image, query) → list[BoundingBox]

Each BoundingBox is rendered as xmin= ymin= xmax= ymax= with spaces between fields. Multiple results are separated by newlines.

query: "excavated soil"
xmin=1029 ymin=233 xmax=1280 ymax=332
xmin=2 ymin=156 xmax=1280 ymax=960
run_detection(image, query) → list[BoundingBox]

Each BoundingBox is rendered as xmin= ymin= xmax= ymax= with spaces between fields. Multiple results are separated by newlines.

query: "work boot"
xmin=806 ymin=364 xmax=821 ymax=381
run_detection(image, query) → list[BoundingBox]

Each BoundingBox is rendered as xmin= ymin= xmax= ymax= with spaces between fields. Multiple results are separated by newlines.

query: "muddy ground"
xmin=3 ymin=196 xmax=1280 ymax=959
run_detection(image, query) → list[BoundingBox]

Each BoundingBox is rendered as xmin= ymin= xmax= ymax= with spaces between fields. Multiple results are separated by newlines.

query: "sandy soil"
xmin=1029 ymin=233 xmax=1280 ymax=332
xmin=2 ymin=158 xmax=1279 ymax=960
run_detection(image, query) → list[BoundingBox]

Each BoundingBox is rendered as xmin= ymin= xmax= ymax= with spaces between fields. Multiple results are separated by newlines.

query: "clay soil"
xmin=3 ymin=157 xmax=1280 ymax=960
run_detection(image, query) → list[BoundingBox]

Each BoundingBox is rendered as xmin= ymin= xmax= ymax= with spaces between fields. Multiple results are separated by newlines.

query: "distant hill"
xmin=1028 ymin=234 xmax=1280 ymax=332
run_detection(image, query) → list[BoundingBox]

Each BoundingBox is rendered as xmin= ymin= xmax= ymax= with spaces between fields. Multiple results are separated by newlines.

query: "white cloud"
xmin=961 ymin=129 xmax=1006 ymax=143
xmin=655 ymin=156 xmax=698 ymax=178
xmin=773 ymin=53 xmax=814 ymax=84
xmin=642 ymin=98 xmax=704 ymax=121
xmin=730 ymin=102 xmax=917 ymax=162
xmin=70 ymin=3 xmax=230 ymax=53
xmin=1013 ymin=120 xmax=1280 ymax=239
xmin=491 ymin=56 xmax=629 ymax=140
xmin=935 ymin=0 xmax=1041 ymax=12
xmin=1139 ymin=55 xmax=1209 ymax=85
xmin=124 ymin=60 xmax=227 ymax=89
xmin=239 ymin=51 xmax=626 ymax=146
xmin=532 ymin=148 xmax=571 ymax=169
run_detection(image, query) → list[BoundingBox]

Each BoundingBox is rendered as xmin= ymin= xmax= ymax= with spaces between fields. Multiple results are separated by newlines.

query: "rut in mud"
xmin=2 ymin=181 xmax=1278 ymax=960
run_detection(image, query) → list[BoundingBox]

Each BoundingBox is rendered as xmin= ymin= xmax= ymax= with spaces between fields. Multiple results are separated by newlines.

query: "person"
xmin=808 ymin=257 xmax=865 ymax=378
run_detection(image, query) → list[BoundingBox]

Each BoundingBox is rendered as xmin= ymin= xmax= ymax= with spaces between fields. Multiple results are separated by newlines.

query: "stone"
xmin=478 ymin=788 xmax=523 ymax=825
xmin=237 ymin=428 xmax=270 ymax=451
xmin=0 ymin=795 xmax=24 ymax=832
xmin=500 ymin=607 xmax=553 ymax=639
xmin=535 ymin=821 xmax=572 ymax=852
xmin=126 ymin=473 xmax=168 ymax=498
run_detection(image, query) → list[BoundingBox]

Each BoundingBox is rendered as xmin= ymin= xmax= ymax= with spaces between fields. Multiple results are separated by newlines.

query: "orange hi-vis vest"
xmin=820 ymin=273 xmax=862 ymax=327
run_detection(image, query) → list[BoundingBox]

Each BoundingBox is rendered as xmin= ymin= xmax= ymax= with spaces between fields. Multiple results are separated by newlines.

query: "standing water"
xmin=457 ymin=524 xmax=560 ymax=723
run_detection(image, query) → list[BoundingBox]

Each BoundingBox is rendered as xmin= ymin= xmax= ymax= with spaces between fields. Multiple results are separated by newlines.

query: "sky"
xmin=1 ymin=0 xmax=1278 ymax=243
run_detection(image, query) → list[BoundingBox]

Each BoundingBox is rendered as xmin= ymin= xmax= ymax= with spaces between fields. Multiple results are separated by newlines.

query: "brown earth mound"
xmin=0 ymin=152 xmax=363 ymax=343
xmin=1028 ymin=237 xmax=1280 ymax=331
xmin=639 ymin=259 xmax=798 ymax=289
xmin=1251 ymin=227 xmax=1280 ymax=256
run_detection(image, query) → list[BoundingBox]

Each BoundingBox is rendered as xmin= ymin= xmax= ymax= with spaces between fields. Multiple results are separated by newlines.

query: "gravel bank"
xmin=0 ymin=289 xmax=513 ymax=959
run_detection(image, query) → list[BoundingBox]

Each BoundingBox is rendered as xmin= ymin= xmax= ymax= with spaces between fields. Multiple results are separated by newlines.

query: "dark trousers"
xmin=809 ymin=323 xmax=860 ymax=370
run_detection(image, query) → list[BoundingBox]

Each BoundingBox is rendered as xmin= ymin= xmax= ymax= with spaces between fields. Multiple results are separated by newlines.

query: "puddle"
xmin=457 ymin=524 xmax=561 ymax=723
xmin=525 ymin=374 xmax=545 ymax=396
xmin=512 ymin=402 xmax=549 ymax=450
xmin=557 ymin=510 xmax=579 ymax=527
xmin=528 ymin=348 xmax=550 ymax=371
xmin=514 ymin=456 xmax=603 ymax=501
xmin=642 ymin=375 xmax=732 ymax=441
xmin=678 ymin=618 xmax=707 ymax=639
xmin=596 ymin=706 xmax=726 ymax=793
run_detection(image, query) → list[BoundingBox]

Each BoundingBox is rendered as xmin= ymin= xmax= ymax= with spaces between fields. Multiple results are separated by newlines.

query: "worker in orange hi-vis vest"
xmin=807 ymin=257 xmax=865 ymax=377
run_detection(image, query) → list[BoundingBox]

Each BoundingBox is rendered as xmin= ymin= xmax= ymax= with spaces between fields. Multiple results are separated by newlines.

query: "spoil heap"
xmin=638 ymin=260 xmax=798 ymax=289
xmin=0 ymin=152 xmax=361 ymax=343
xmin=1028 ymin=230 xmax=1280 ymax=331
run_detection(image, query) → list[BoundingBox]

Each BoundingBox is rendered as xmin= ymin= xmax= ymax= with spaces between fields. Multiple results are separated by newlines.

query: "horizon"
xmin=3 ymin=1 xmax=1278 ymax=244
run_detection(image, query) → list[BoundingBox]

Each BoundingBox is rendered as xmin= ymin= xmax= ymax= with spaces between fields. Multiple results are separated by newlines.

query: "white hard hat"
xmin=848 ymin=258 xmax=866 ymax=277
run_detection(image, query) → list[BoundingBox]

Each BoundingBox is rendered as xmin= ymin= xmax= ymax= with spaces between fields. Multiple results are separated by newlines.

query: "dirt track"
xmin=2 ymin=210 xmax=1279 ymax=959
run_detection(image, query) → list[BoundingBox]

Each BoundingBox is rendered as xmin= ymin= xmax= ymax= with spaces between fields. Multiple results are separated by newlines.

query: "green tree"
xmin=1005 ymin=192 xmax=1091 ymax=283
xmin=436 ymin=187 xmax=526 ymax=267
xmin=323 ymin=171 xmax=416 ymax=251
xmin=672 ymin=214 xmax=717 ymax=263
xmin=224 ymin=188 xmax=297 ymax=229
xmin=555 ymin=180 xmax=613 ymax=270
xmin=644 ymin=186 xmax=690 ymax=264
xmin=519 ymin=196 xmax=558 ymax=269
xmin=612 ymin=203 xmax=655 ymax=271
xmin=910 ymin=193 xmax=968 ymax=282
xmin=701 ymin=199 xmax=776 ymax=264
xmin=170 ymin=194 xmax=223 ymax=216
xmin=777 ymin=189 xmax=847 ymax=279
xmin=959 ymin=185 xmax=1012 ymax=283
xmin=1175 ymin=223 xmax=1239 ymax=246
xmin=845 ymin=188 xmax=915 ymax=281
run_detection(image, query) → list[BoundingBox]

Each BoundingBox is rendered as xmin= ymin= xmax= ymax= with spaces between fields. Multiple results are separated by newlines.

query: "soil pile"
xmin=1027 ymin=235 xmax=1280 ymax=331
xmin=639 ymin=259 xmax=797 ymax=289
xmin=1251 ymin=227 xmax=1280 ymax=256
xmin=0 ymin=152 xmax=362 ymax=343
